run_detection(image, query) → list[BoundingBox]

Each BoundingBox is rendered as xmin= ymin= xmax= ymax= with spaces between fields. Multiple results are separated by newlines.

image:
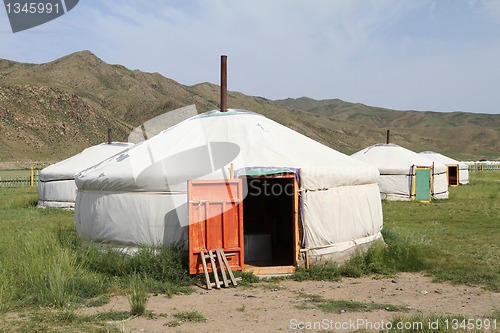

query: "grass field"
xmin=383 ymin=172 xmax=500 ymax=291
xmin=0 ymin=172 xmax=498 ymax=331
xmin=0 ymin=169 xmax=36 ymax=177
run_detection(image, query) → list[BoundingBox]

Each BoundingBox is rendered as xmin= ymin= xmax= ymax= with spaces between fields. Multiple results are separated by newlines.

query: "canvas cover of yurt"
xmin=419 ymin=151 xmax=469 ymax=185
xmin=351 ymin=143 xmax=449 ymax=201
xmin=75 ymin=110 xmax=384 ymax=271
xmin=38 ymin=142 xmax=134 ymax=208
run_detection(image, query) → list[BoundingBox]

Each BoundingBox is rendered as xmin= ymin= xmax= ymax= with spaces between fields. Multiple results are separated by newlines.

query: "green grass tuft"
xmin=234 ymin=271 xmax=260 ymax=285
xmin=165 ymin=310 xmax=207 ymax=327
xmin=294 ymin=236 xmax=426 ymax=281
xmin=293 ymin=261 xmax=342 ymax=281
xmin=0 ymin=309 xmax=126 ymax=333
xmin=80 ymin=245 xmax=193 ymax=286
xmin=128 ymin=274 xmax=149 ymax=316
xmin=318 ymin=299 xmax=407 ymax=313
xmin=298 ymin=293 xmax=408 ymax=314
xmin=173 ymin=310 xmax=207 ymax=322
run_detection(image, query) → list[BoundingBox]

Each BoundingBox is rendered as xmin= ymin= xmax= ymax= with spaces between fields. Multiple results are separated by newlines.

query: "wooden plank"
xmin=216 ymin=249 xmax=229 ymax=288
xmin=218 ymin=249 xmax=237 ymax=286
xmin=200 ymin=251 xmax=212 ymax=290
xmin=243 ymin=265 xmax=295 ymax=276
xmin=208 ymin=250 xmax=221 ymax=289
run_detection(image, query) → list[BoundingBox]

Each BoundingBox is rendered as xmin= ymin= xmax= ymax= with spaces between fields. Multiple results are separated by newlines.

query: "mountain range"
xmin=1 ymin=50 xmax=498 ymax=168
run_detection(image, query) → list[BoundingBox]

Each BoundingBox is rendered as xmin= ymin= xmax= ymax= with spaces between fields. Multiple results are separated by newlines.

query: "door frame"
xmin=240 ymin=173 xmax=300 ymax=267
xmin=447 ymin=165 xmax=459 ymax=186
xmin=412 ymin=166 xmax=432 ymax=202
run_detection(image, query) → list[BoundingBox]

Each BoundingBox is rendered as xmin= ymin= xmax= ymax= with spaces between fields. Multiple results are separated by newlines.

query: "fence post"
xmin=30 ymin=167 xmax=34 ymax=187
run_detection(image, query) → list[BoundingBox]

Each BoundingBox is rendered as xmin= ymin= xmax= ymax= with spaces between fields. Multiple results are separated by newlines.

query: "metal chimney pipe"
xmin=386 ymin=130 xmax=390 ymax=144
xmin=107 ymin=128 xmax=112 ymax=144
xmin=220 ymin=55 xmax=227 ymax=112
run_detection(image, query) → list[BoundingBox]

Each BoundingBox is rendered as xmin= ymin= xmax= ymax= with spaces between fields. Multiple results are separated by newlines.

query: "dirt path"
xmin=79 ymin=272 xmax=499 ymax=332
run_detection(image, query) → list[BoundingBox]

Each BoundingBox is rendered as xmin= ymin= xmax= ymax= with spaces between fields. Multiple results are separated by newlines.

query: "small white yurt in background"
xmin=75 ymin=109 xmax=384 ymax=271
xmin=419 ymin=151 xmax=469 ymax=185
xmin=351 ymin=143 xmax=449 ymax=201
xmin=38 ymin=141 xmax=133 ymax=208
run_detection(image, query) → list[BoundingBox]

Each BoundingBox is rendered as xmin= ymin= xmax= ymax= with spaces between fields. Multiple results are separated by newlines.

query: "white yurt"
xmin=38 ymin=142 xmax=134 ymax=208
xmin=419 ymin=151 xmax=469 ymax=185
xmin=351 ymin=143 xmax=449 ymax=201
xmin=75 ymin=110 xmax=384 ymax=268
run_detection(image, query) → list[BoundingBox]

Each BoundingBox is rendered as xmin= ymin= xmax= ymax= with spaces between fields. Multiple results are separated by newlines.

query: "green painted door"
xmin=415 ymin=168 xmax=431 ymax=201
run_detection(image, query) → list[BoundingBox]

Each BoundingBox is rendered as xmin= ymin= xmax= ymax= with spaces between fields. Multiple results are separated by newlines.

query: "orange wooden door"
xmin=188 ymin=179 xmax=244 ymax=274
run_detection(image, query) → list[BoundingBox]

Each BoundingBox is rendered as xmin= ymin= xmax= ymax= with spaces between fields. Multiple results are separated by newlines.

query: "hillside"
xmin=276 ymin=97 xmax=500 ymax=160
xmin=0 ymin=51 xmax=499 ymax=168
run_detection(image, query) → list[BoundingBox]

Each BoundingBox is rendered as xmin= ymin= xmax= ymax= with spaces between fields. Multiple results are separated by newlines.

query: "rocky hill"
xmin=0 ymin=51 xmax=498 ymax=168
xmin=276 ymin=97 xmax=500 ymax=160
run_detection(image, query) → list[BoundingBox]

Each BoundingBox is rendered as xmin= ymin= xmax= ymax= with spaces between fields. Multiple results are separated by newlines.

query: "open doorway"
xmin=242 ymin=174 xmax=299 ymax=268
xmin=447 ymin=165 xmax=459 ymax=186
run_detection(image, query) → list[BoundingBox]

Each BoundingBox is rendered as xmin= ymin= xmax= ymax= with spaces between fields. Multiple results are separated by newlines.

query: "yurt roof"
xmin=40 ymin=142 xmax=134 ymax=181
xmin=351 ymin=143 xmax=445 ymax=174
xmin=76 ymin=109 xmax=379 ymax=192
xmin=419 ymin=151 xmax=463 ymax=166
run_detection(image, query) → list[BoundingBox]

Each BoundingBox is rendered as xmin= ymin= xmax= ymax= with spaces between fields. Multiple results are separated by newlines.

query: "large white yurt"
xmin=419 ymin=151 xmax=469 ymax=185
xmin=75 ymin=110 xmax=384 ymax=270
xmin=351 ymin=143 xmax=449 ymax=201
xmin=38 ymin=142 xmax=133 ymax=208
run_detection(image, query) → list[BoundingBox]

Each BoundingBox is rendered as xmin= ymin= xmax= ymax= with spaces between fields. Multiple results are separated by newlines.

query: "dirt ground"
xmin=78 ymin=272 xmax=499 ymax=333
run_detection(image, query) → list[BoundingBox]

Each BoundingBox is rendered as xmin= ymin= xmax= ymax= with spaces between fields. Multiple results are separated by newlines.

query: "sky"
xmin=1 ymin=0 xmax=500 ymax=114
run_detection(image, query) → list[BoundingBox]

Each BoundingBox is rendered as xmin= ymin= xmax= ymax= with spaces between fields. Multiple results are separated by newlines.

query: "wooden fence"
xmin=0 ymin=170 xmax=40 ymax=188
xmin=467 ymin=162 xmax=500 ymax=172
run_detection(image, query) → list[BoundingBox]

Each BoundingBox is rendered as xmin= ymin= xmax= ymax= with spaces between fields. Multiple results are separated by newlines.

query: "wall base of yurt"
xmin=300 ymin=232 xmax=385 ymax=265
xmin=37 ymin=200 xmax=75 ymax=209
